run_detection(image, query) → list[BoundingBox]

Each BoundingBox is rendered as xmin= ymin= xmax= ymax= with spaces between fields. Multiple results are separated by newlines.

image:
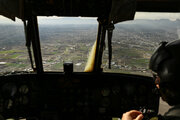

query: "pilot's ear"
xmin=156 ymin=84 xmax=160 ymax=89
xmin=155 ymin=76 xmax=160 ymax=89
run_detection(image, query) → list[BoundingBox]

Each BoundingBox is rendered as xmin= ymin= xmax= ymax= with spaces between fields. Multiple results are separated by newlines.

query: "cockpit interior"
xmin=0 ymin=0 xmax=179 ymax=120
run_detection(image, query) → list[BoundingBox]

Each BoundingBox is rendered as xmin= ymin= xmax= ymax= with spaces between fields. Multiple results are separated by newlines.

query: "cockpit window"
xmin=38 ymin=17 xmax=98 ymax=72
xmin=103 ymin=12 xmax=180 ymax=76
xmin=0 ymin=13 xmax=179 ymax=74
xmin=0 ymin=16 xmax=31 ymax=74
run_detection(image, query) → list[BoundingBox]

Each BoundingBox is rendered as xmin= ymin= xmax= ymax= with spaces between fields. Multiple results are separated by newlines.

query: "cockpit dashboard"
xmin=0 ymin=72 xmax=159 ymax=120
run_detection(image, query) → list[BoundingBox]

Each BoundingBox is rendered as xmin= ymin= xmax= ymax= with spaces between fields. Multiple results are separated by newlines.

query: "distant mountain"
xmin=117 ymin=19 xmax=180 ymax=32
xmin=0 ymin=19 xmax=180 ymax=47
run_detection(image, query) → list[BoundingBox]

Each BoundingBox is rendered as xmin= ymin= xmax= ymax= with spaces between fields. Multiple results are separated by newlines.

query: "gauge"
xmin=19 ymin=85 xmax=29 ymax=94
xmin=2 ymin=83 xmax=17 ymax=97
xmin=19 ymin=96 xmax=29 ymax=105
xmin=4 ymin=99 xmax=13 ymax=109
xmin=112 ymin=86 xmax=121 ymax=95
xmin=101 ymin=88 xmax=110 ymax=97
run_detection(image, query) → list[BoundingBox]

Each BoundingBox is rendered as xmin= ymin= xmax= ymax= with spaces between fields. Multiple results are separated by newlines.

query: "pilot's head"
xmin=149 ymin=40 xmax=180 ymax=106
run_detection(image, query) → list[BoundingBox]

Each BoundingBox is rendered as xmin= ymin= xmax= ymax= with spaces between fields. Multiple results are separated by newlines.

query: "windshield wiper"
xmin=24 ymin=21 xmax=35 ymax=71
xmin=107 ymin=23 xmax=115 ymax=69
xmin=23 ymin=16 xmax=44 ymax=73
xmin=94 ymin=19 xmax=115 ymax=72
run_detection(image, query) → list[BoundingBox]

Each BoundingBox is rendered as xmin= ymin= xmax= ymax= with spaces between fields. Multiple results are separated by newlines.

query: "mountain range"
xmin=0 ymin=19 xmax=179 ymax=47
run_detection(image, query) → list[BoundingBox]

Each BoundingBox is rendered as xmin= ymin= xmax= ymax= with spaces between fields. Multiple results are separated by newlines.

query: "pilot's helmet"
xmin=149 ymin=40 xmax=180 ymax=105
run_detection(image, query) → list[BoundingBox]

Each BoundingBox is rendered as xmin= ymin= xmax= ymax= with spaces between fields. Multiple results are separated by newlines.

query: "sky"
xmin=135 ymin=12 xmax=180 ymax=21
xmin=0 ymin=12 xmax=180 ymax=25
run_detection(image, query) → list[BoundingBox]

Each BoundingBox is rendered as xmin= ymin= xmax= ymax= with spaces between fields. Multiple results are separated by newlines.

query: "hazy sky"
xmin=135 ymin=12 xmax=180 ymax=21
xmin=0 ymin=12 xmax=180 ymax=25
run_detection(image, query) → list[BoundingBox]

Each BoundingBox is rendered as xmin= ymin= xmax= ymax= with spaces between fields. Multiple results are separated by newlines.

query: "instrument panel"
xmin=0 ymin=73 xmax=159 ymax=120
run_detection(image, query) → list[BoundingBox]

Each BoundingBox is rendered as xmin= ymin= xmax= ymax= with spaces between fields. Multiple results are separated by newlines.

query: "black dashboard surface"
xmin=0 ymin=72 xmax=159 ymax=120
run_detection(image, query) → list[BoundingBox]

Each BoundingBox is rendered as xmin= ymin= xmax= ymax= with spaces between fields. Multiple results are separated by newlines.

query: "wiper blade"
xmin=94 ymin=19 xmax=115 ymax=72
xmin=107 ymin=23 xmax=115 ymax=69
xmin=23 ymin=17 xmax=44 ymax=74
xmin=23 ymin=21 xmax=35 ymax=71
xmin=94 ymin=20 xmax=106 ymax=72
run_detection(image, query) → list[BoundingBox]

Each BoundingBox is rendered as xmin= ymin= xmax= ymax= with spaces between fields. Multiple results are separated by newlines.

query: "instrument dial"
xmin=2 ymin=83 xmax=17 ymax=98
xmin=19 ymin=85 xmax=29 ymax=94
xmin=101 ymin=88 xmax=110 ymax=97
xmin=19 ymin=96 xmax=29 ymax=105
xmin=112 ymin=86 xmax=121 ymax=95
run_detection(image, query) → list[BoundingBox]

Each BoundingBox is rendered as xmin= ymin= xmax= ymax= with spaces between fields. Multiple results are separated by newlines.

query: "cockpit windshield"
xmin=38 ymin=17 xmax=98 ymax=72
xmin=0 ymin=16 xmax=31 ymax=74
xmin=103 ymin=12 xmax=180 ymax=76
xmin=0 ymin=12 xmax=180 ymax=75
